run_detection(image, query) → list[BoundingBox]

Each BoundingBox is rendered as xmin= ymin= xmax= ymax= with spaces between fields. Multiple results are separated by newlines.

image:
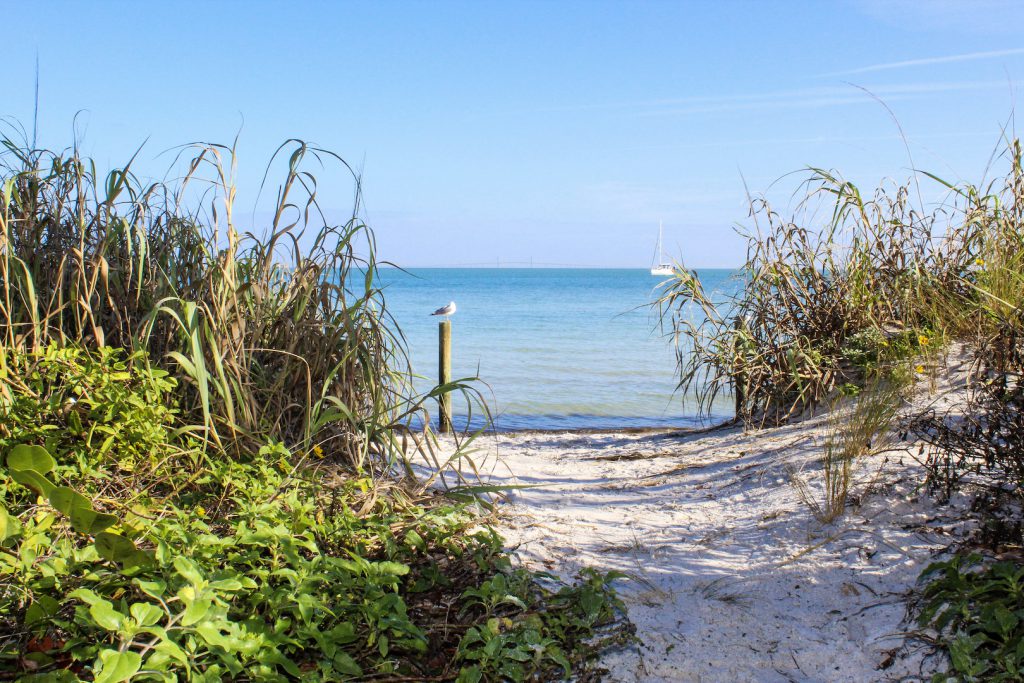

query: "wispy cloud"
xmin=826 ymin=47 xmax=1024 ymax=77
xmin=639 ymin=80 xmax=1020 ymax=117
xmin=521 ymin=79 xmax=1019 ymax=118
xmin=615 ymin=130 xmax=994 ymax=153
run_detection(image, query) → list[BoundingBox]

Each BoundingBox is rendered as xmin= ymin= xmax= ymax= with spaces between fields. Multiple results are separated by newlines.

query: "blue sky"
xmin=5 ymin=0 xmax=1024 ymax=267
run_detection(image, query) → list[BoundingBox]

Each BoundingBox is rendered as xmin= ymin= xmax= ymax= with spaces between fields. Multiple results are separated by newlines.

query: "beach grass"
xmin=656 ymin=137 xmax=1023 ymax=430
xmin=789 ymin=379 xmax=902 ymax=523
xmin=1 ymin=135 xmax=429 ymax=471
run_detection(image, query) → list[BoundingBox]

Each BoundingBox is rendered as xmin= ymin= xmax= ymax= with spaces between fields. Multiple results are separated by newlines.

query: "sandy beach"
xmin=6 ymin=8 xmax=1023 ymax=680
xmin=443 ymin=368 xmax=972 ymax=682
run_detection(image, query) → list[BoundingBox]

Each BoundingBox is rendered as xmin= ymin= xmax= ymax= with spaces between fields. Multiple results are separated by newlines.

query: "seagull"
xmin=431 ymin=301 xmax=457 ymax=317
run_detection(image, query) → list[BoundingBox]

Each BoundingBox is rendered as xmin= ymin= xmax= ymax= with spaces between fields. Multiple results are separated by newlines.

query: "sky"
xmin=4 ymin=0 xmax=1024 ymax=268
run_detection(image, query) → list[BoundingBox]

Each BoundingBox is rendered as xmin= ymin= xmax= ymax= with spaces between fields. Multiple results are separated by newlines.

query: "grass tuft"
xmin=790 ymin=379 xmax=903 ymax=523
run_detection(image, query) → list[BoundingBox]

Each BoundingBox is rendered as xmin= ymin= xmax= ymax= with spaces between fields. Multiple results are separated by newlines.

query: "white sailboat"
xmin=650 ymin=221 xmax=674 ymax=275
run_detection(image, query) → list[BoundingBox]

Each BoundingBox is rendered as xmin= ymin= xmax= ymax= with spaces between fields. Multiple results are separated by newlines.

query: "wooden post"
xmin=438 ymin=319 xmax=452 ymax=433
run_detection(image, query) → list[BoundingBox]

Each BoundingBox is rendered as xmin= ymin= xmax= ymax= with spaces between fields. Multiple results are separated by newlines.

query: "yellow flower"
xmin=915 ymin=364 xmax=925 ymax=374
xmin=195 ymin=505 xmax=206 ymax=517
xmin=312 ymin=444 xmax=324 ymax=459
xmin=918 ymin=335 xmax=930 ymax=346
xmin=975 ymin=257 xmax=985 ymax=266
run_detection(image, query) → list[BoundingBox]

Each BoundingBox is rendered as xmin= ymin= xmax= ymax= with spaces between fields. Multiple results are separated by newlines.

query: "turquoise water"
xmin=378 ymin=268 xmax=737 ymax=430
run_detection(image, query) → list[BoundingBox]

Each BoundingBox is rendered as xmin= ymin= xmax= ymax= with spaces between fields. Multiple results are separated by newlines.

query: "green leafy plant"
xmin=1 ymin=439 xmax=631 ymax=681
xmin=0 ymin=346 xmax=630 ymax=681
xmin=917 ymin=554 xmax=1024 ymax=682
xmin=456 ymin=568 xmax=632 ymax=682
xmin=0 ymin=345 xmax=191 ymax=501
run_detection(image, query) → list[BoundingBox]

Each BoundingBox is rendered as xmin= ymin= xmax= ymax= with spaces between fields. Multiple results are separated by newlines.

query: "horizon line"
xmin=377 ymin=263 xmax=741 ymax=270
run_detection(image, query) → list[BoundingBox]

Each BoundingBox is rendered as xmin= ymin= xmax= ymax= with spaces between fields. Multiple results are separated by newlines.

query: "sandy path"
xmin=446 ymin=393 xmax=972 ymax=682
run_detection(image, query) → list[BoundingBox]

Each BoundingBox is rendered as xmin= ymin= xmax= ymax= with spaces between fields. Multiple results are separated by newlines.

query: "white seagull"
xmin=431 ymin=301 xmax=457 ymax=317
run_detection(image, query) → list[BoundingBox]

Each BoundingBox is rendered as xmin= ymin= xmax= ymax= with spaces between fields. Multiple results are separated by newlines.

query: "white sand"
xmin=439 ymin=366 xmax=974 ymax=682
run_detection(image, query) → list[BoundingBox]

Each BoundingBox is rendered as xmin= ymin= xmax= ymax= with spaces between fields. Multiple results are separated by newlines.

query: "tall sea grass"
xmin=0 ymin=133 xmax=476 ymax=476
xmin=909 ymin=139 xmax=1024 ymax=495
xmin=657 ymin=138 xmax=1024 ymax=428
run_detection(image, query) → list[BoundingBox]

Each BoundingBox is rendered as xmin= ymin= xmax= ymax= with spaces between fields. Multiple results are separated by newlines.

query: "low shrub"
xmin=0 ymin=344 xmax=194 ymax=502
xmin=0 ymin=346 xmax=631 ymax=681
xmin=916 ymin=554 xmax=1024 ymax=682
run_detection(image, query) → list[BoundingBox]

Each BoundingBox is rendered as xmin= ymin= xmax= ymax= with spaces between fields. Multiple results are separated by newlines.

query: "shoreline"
xmin=463 ymin=423 xmax=728 ymax=437
xmin=437 ymin=416 xmax=737 ymax=437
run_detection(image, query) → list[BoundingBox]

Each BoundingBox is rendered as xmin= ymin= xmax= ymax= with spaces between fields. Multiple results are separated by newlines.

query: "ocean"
xmin=377 ymin=268 xmax=738 ymax=431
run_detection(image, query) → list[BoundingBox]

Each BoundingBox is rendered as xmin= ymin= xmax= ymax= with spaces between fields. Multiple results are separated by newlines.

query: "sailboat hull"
xmin=650 ymin=265 xmax=674 ymax=276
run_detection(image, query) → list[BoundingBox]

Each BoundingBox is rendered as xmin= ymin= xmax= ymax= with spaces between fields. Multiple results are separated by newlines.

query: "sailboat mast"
xmin=651 ymin=221 xmax=661 ymax=267
xmin=650 ymin=221 xmax=674 ymax=274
